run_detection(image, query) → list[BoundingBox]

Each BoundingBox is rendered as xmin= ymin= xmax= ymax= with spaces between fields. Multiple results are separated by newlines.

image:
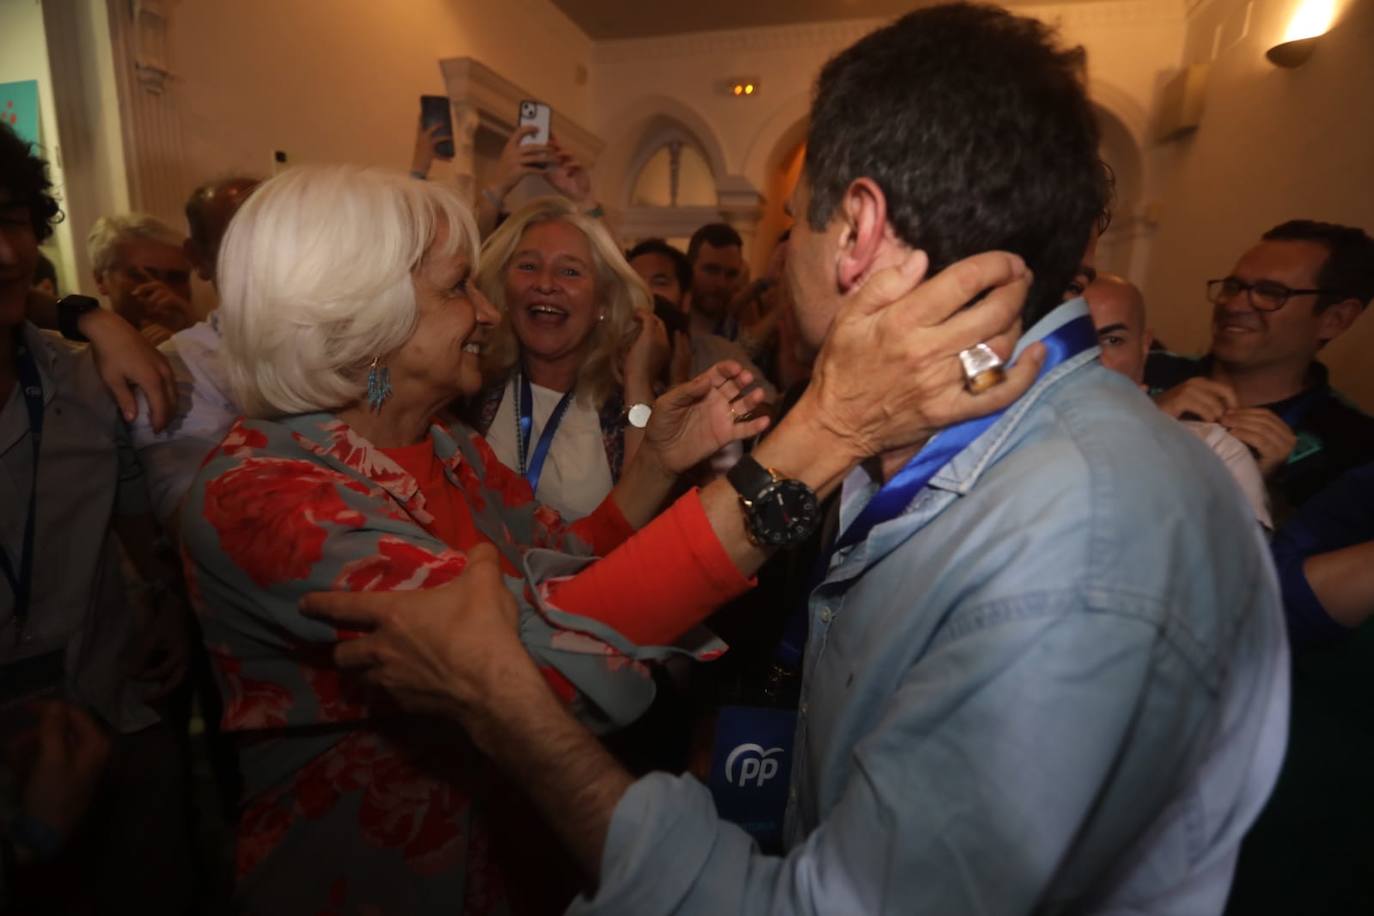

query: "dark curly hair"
xmin=0 ymin=123 xmax=63 ymax=243
xmin=1262 ymin=220 xmax=1374 ymax=311
xmin=805 ymin=3 xmax=1107 ymax=325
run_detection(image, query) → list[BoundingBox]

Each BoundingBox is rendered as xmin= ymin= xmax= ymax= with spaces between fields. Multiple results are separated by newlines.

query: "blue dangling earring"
xmin=366 ymin=356 xmax=392 ymax=412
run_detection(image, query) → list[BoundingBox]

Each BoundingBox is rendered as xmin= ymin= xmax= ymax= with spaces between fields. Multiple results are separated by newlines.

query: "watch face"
xmin=750 ymin=479 xmax=820 ymax=547
xmin=627 ymin=403 xmax=652 ymax=428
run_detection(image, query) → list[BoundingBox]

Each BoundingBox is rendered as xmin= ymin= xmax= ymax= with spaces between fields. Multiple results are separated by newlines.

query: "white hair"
xmin=86 ymin=213 xmax=183 ymax=274
xmin=217 ymin=165 xmax=479 ymax=418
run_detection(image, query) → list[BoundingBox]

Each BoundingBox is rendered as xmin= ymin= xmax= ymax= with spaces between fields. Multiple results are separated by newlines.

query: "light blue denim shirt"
xmin=569 ymin=300 xmax=1289 ymax=916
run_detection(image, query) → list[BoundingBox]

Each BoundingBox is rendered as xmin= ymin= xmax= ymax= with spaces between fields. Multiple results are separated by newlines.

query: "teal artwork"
xmin=0 ymin=80 xmax=40 ymax=146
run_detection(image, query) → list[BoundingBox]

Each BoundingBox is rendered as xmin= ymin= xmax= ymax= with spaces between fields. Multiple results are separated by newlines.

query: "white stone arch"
xmin=596 ymin=95 xmax=764 ymax=245
xmin=595 ymin=95 xmax=731 ymax=211
xmin=741 ymin=94 xmax=811 ymax=270
xmin=1087 ymin=78 xmax=1153 ymax=283
xmin=740 ymin=90 xmax=812 ymax=192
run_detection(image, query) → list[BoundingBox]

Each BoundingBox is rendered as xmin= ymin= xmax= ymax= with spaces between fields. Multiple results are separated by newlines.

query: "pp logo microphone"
xmin=725 ymin=742 xmax=784 ymax=788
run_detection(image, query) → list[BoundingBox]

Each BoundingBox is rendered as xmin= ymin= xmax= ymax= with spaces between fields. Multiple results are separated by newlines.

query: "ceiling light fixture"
xmin=725 ymin=78 xmax=761 ymax=97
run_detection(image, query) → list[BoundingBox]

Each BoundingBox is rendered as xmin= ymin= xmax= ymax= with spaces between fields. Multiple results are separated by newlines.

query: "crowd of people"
xmin=1 ymin=3 xmax=1372 ymax=914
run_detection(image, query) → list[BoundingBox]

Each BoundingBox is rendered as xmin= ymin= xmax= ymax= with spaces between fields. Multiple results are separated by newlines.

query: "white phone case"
xmin=517 ymin=100 xmax=552 ymax=147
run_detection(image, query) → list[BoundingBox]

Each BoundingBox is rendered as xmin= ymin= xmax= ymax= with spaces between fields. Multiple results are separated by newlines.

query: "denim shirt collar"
xmin=829 ymin=299 xmax=1099 ymax=585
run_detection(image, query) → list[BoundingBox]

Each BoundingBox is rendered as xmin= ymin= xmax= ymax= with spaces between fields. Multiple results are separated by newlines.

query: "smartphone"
xmin=653 ymin=295 xmax=690 ymax=338
xmin=518 ymin=100 xmax=552 ymax=148
xmin=420 ymin=95 xmax=455 ymax=160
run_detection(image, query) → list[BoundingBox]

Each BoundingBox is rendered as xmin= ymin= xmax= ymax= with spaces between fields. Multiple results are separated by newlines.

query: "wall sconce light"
xmin=1267 ymin=0 xmax=1336 ymax=67
xmin=724 ymin=78 xmax=760 ymax=97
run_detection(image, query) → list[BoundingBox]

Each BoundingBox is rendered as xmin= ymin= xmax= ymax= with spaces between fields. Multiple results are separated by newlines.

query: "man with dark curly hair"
xmin=0 ymin=122 xmax=192 ymax=911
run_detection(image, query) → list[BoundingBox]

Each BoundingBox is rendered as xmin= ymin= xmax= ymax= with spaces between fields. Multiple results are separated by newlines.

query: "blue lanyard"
xmin=1271 ymin=387 xmax=1323 ymax=430
xmin=2 ymin=337 xmax=45 ymax=641
xmin=774 ymin=315 xmax=1099 ymax=670
xmin=515 ymin=372 xmax=575 ymax=495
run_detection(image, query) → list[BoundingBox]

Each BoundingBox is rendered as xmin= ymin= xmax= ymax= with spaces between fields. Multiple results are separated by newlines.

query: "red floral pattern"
xmin=289 ymin=731 xmax=468 ymax=876
xmin=236 ymin=793 xmax=293 ymax=878
xmin=182 ymin=412 xmax=676 ymax=912
xmin=333 ymin=536 xmax=468 ymax=593
xmin=202 ymin=457 xmax=369 ymax=588
xmin=214 ymin=646 xmax=293 ymax=730
xmin=303 ymin=664 xmax=368 ymax=723
xmin=215 ymin=421 xmax=268 ymax=460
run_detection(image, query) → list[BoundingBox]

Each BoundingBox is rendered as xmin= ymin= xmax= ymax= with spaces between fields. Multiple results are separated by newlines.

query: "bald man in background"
xmin=1086 ymin=273 xmax=1272 ymax=528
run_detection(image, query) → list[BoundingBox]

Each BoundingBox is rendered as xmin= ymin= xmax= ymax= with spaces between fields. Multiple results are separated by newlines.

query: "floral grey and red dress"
xmin=179 ymin=412 xmax=741 ymax=914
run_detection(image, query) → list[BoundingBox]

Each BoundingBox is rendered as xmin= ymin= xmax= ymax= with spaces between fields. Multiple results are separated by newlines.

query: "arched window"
xmin=630 ymin=141 xmax=715 ymax=208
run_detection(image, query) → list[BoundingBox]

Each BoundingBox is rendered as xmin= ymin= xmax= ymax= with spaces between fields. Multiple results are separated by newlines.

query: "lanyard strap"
xmin=772 ymin=316 xmax=1098 ymax=671
xmin=835 ymin=316 xmax=1098 ymax=552
xmin=515 ymin=372 xmax=575 ymax=495
xmin=2 ymin=338 xmax=45 ymax=640
xmin=1272 ymin=387 xmax=1323 ymax=430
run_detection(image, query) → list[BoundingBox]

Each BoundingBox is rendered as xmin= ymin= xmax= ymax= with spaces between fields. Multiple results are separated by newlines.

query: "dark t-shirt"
xmin=1226 ymin=463 xmax=1374 ymax=916
xmin=1144 ymin=352 xmax=1374 ymax=523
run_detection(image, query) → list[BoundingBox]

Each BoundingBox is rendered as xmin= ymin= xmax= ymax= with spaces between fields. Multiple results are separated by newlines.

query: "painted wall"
xmin=0 ymin=0 xmax=76 ymax=293
xmin=167 ymin=0 xmax=594 ymax=189
xmin=590 ymin=1 xmax=1186 ymax=274
xmin=1142 ymin=0 xmax=1374 ymax=409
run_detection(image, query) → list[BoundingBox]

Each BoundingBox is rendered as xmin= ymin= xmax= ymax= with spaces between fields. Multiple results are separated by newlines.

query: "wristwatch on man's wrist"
xmin=56 ymin=294 xmax=102 ymax=342
xmin=726 ymin=455 xmax=820 ymax=548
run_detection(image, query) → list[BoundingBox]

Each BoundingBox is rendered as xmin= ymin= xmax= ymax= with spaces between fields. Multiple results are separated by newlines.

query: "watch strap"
xmin=56 ymin=294 xmax=101 ymax=343
xmin=726 ymin=454 xmax=777 ymax=503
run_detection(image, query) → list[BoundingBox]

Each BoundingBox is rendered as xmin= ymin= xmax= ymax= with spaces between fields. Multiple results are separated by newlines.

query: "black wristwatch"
xmin=57 ymin=294 xmax=101 ymax=342
xmin=726 ymin=455 xmax=820 ymax=548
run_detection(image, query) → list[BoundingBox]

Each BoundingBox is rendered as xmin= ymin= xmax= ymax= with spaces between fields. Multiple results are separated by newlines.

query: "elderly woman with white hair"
xmin=178 ymin=164 xmax=776 ymax=913
xmin=87 ymin=212 xmax=193 ymax=344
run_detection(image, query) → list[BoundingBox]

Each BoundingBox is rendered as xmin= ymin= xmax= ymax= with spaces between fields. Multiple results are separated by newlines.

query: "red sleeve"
xmin=546 ymin=489 xmax=754 ymax=646
xmin=570 ymin=494 xmax=636 ymax=557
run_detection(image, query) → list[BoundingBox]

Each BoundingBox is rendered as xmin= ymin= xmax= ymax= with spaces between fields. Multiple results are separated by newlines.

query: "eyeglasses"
xmin=1206 ymin=276 xmax=1339 ymax=312
xmin=121 ymin=264 xmax=192 ymax=288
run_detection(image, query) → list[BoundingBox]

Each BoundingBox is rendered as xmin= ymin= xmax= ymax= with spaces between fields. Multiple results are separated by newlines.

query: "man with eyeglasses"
xmin=87 ymin=214 xmax=194 ymax=347
xmin=1144 ymin=220 xmax=1374 ymax=522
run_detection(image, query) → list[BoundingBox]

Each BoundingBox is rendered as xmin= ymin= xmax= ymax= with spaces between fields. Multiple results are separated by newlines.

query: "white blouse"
xmin=485 ymin=377 xmax=615 ymax=521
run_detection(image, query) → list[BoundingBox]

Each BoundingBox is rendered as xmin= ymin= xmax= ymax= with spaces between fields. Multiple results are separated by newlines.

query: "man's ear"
xmin=1316 ymin=297 xmax=1363 ymax=348
xmin=835 ymin=178 xmax=889 ymax=292
xmin=93 ymin=270 xmax=109 ymax=297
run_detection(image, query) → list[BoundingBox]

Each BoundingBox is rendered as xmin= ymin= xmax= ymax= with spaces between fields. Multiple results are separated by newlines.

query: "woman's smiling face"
xmin=503 ymin=219 xmax=602 ymax=365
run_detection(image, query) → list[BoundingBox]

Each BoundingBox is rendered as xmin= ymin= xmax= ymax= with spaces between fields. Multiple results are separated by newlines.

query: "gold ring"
xmin=958 ymin=343 xmax=1006 ymax=394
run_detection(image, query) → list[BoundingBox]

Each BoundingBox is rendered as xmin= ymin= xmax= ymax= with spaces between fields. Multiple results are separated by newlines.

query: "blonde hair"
xmin=86 ymin=213 xmax=183 ymax=274
xmin=476 ymin=196 xmax=649 ymax=406
xmin=217 ymin=165 xmax=479 ymax=418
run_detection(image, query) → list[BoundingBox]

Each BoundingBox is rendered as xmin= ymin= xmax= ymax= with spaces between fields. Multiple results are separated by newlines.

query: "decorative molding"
xmin=439 ymin=56 xmax=603 ymax=205
xmin=131 ymin=0 xmax=171 ymax=94
xmin=106 ymin=0 xmax=188 ymax=223
xmin=596 ymin=19 xmax=881 ymax=63
xmin=617 ymin=202 xmax=763 ymax=243
xmin=595 ymin=1 xmax=1183 ymax=64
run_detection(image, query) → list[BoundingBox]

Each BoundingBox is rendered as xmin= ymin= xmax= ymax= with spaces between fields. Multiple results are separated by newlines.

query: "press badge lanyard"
xmin=514 ymin=371 xmax=575 ymax=494
xmin=1 ymin=338 xmax=45 ymax=643
xmin=773 ymin=315 xmax=1100 ymax=670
